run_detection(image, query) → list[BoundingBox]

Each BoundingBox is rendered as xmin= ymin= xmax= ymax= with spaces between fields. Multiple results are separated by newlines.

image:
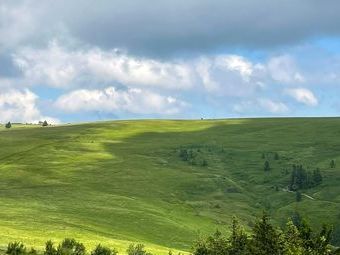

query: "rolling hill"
xmin=0 ymin=118 xmax=340 ymax=253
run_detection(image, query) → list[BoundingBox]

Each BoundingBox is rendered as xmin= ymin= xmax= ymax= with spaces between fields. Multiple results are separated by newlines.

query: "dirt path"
xmin=282 ymin=187 xmax=315 ymax=200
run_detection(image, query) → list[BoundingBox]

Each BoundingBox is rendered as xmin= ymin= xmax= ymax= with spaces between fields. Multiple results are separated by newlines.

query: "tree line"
xmin=4 ymin=214 xmax=340 ymax=255
xmin=289 ymin=164 xmax=322 ymax=191
xmin=6 ymin=239 xmax=152 ymax=255
xmin=193 ymin=214 xmax=339 ymax=255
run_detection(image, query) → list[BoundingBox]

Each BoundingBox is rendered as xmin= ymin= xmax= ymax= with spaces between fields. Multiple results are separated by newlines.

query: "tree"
xmin=56 ymin=238 xmax=85 ymax=255
xmin=5 ymin=121 xmax=11 ymax=129
xmin=248 ymin=213 xmax=285 ymax=255
xmin=296 ymin=191 xmax=302 ymax=202
xmin=42 ymin=120 xmax=48 ymax=127
xmin=330 ymin=160 xmax=336 ymax=168
xmin=44 ymin=241 xmax=57 ymax=255
xmin=228 ymin=217 xmax=248 ymax=254
xmin=274 ymin=152 xmax=279 ymax=160
xmin=313 ymin=168 xmax=322 ymax=185
xmin=264 ymin=161 xmax=270 ymax=171
xmin=284 ymin=220 xmax=304 ymax=255
xmin=91 ymin=245 xmax=117 ymax=255
xmin=6 ymin=242 xmax=26 ymax=255
xmin=126 ymin=244 xmax=152 ymax=255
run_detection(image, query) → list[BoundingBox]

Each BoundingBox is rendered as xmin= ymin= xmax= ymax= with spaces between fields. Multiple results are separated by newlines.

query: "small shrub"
xmin=5 ymin=122 xmax=12 ymax=129
xmin=44 ymin=240 xmax=57 ymax=255
xmin=91 ymin=245 xmax=117 ymax=255
xmin=264 ymin=161 xmax=270 ymax=171
xmin=127 ymin=244 xmax=152 ymax=255
xmin=330 ymin=159 xmax=336 ymax=168
xmin=296 ymin=191 xmax=302 ymax=202
xmin=6 ymin=242 xmax=26 ymax=255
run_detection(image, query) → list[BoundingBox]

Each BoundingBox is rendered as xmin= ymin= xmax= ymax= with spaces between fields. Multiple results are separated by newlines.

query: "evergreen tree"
xmin=5 ymin=121 xmax=11 ymax=129
xmin=284 ymin=221 xmax=304 ymax=255
xmin=264 ymin=161 xmax=270 ymax=171
xmin=6 ymin=242 xmax=26 ymax=255
xmin=274 ymin=152 xmax=279 ymax=160
xmin=296 ymin=191 xmax=302 ymax=202
xmin=313 ymin=168 xmax=323 ymax=185
xmin=42 ymin=120 xmax=48 ymax=127
xmin=330 ymin=160 xmax=336 ymax=168
xmin=228 ymin=217 xmax=248 ymax=255
xmin=91 ymin=245 xmax=117 ymax=255
xmin=44 ymin=241 xmax=57 ymax=255
xmin=248 ymin=213 xmax=285 ymax=255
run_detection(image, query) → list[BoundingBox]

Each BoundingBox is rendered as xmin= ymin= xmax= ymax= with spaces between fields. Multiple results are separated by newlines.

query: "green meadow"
xmin=0 ymin=118 xmax=340 ymax=253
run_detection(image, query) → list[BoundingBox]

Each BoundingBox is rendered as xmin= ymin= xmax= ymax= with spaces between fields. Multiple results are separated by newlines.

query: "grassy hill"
xmin=0 ymin=118 xmax=340 ymax=254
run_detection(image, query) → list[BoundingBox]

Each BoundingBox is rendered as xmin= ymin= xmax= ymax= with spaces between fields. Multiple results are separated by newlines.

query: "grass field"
xmin=0 ymin=118 xmax=340 ymax=254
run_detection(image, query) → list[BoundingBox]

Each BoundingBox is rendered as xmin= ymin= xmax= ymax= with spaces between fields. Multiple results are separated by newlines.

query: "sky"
xmin=1 ymin=0 xmax=340 ymax=123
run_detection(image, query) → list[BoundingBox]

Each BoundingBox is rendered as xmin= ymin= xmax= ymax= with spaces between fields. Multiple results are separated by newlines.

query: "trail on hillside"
xmin=282 ymin=188 xmax=315 ymax=200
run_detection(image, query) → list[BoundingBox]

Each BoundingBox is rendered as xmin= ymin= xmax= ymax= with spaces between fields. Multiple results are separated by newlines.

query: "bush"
xmin=127 ymin=244 xmax=152 ymax=255
xmin=5 ymin=121 xmax=12 ymax=129
xmin=55 ymin=238 xmax=85 ymax=255
xmin=44 ymin=240 xmax=57 ymax=255
xmin=42 ymin=120 xmax=48 ymax=127
xmin=264 ymin=161 xmax=270 ymax=171
xmin=6 ymin=242 xmax=26 ymax=255
xmin=91 ymin=245 xmax=117 ymax=255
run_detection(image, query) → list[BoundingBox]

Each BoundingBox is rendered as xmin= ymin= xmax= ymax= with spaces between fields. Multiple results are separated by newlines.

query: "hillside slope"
xmin=0 ymin=118 xmax=340 ymax=253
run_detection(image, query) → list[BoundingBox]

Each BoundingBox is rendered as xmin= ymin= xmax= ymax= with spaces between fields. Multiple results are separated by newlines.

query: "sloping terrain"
xmin=0 ymin=118 xmax=340 ymax=253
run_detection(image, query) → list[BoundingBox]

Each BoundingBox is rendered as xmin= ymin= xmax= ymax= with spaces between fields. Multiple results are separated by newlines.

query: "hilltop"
xmin=0 ymin=118 xmax=340 ymax=253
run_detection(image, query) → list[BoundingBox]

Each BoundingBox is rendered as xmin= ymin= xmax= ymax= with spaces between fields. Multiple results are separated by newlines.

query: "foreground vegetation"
xmin=1 ymin=118 xmax=340 ymax=253
xmin=4 ymin=214 xmax=339 ymax=255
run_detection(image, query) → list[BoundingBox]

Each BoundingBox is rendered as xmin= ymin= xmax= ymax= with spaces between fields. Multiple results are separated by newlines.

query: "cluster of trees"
xmin=6 ymin=238 xmax=153 ymax=255
xmin=4 ymin=121 xmax=49 ymax=129
xmin=289 ymin=165 xmax=322 ymax=191
xmin=3 ymin=215 xmax=340 ymax=255
xmin=193 ymin=214 xmax=339 ymax=255
xmin=179 ymin=148 xmax=208 ymax=167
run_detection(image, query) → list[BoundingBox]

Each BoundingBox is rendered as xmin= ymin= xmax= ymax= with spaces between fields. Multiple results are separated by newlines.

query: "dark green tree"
xmin=274 ymin=152 xmax=279 ymax=160
xmin=5 ymin=121 xmax=11 ymax=129
xmin=127 ymin=244 xmax=152 ymax=255
xmin=192 ymin=230 xmax=228 ymax=255
xmin=264 ymin=161 xmax=270 ymax=171
xmin=283 ymin=220 xmax=303 ymax=255
xmin=44 ymin=241 xmax=57 ymax=255
xmin=330 ymin=160 xmax=336 ymax=168
xmin=296 ymin=191 xmax=302 ymax=202
xmin=6 ymin=242 xmax=26 ymax=255
xmin=91 ymin=245 xmax=117 ymax=255
xmin=56 ymin=238 xmax=85 ymax=255
xmin=248 ymin=213 xmax=285 ymax=255
xmin=42 ymin=120 xmax=48 ymax=127
xmin=228 ymin=217 xmax=248 ymax=255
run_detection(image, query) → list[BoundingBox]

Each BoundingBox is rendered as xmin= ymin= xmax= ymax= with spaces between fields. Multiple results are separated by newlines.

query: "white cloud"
xmin=285 ymin=87 xmax=318 ymax=106
xmin=0 ymin=89 xmax=59 ymax=123
xmin=13 ymin=41 xmax=194 ymax=90
xmin=257 ymin=98 xmax=289 ymax=113
xmin=233 ymin=98 xmax=288 ymax=114
xmin=55 ymin=87 xmax=188 ymax=115
xmin=267 ymin=55 xmax=305 ymax=84
xmin=195 ymin=55 xmax=265 ymax=96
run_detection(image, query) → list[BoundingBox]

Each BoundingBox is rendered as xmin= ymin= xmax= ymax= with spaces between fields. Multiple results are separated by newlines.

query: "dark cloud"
xmin=2 ymin=0 xmax=340 ymax=58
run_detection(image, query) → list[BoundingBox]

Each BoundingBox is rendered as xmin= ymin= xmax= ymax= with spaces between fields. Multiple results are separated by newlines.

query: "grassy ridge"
xmin=0 ymin=118 xmax=340 ymax=253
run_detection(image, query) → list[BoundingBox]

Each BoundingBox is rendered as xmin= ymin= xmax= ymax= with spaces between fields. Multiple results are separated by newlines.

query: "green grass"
xmin=0 ymin=118 xmax=340 ymax=253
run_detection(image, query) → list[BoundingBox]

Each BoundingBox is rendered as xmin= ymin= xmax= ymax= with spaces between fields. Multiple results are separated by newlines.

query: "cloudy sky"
xmin=1 ymin=0 xmax=340 ymax=123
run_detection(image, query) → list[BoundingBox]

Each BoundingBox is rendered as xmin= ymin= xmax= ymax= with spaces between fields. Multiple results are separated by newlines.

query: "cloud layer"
xmin=0 ymin=1 xmax=340 ymax=122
